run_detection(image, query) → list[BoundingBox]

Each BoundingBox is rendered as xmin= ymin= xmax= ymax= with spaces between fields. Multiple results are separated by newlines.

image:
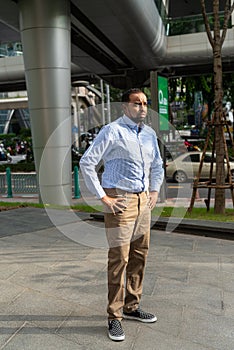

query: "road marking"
xmin=168 ymin=185 xmax=184 ymax=189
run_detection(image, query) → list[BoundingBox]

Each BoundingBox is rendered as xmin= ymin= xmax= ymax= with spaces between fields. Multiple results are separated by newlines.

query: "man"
xmin=80 ymin=88 xmax=164 ymax=341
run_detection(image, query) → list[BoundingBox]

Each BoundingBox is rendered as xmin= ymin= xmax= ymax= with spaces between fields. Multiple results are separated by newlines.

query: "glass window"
xmin=204 ymin=154 xmax=216 ymax=163
xmin=183 ymin=154 xmax=200 ymax=162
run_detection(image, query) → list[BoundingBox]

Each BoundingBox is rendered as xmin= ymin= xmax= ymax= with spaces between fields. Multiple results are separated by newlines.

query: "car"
xmin=166 ymin=151 xmax=234 ymax=183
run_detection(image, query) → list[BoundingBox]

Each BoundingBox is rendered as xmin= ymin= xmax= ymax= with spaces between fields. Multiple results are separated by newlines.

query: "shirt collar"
xmin=121 ymin=115 xmax=145 ymax=131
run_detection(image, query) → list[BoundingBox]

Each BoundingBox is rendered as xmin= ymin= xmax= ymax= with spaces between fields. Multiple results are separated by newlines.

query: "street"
xmin=0 ymin=154 xmax=26 ymax=165
xmin=79 ymin=175 xmax=232 ymax=202
xmin=166 ymin=180 xmax=232 ymax=200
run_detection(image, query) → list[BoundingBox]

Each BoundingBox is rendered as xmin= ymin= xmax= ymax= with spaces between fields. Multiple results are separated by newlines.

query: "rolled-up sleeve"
xmin=79 ymin=126 xmax=112 ymax=199
xmin=149 ymin=137 xmax=164 ymax=192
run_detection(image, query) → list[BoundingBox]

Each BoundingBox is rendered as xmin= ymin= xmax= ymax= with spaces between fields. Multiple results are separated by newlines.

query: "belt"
xmin=104 ymin=188 xmax=146 ymax=195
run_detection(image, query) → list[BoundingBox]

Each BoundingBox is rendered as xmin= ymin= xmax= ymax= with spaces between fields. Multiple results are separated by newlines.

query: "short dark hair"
xmin=121 ymin=88 xmax=143 ymax=102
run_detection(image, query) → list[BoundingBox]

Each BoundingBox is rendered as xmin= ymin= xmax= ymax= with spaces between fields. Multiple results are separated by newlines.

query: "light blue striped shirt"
xmin=80 ymin=115 xmax=164 ymax=199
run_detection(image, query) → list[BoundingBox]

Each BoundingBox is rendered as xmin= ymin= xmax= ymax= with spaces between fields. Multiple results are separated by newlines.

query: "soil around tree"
xmin=0 ymin=204 xmax=27 ymax=212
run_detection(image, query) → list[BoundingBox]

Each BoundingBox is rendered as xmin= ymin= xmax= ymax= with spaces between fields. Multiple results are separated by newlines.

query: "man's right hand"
xmin=101 ymin=195 xmax=127 ymax=215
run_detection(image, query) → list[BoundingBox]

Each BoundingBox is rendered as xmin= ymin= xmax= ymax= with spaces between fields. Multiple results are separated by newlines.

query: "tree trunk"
xmin=199 ymin=0 xmax=234 ymax=214
xmin=213 ymin=12 xmax=225 ymax=214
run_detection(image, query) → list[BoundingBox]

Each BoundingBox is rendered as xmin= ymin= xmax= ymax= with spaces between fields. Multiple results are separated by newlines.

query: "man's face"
xmin=123 ymin=92 xmax=148 ymax=124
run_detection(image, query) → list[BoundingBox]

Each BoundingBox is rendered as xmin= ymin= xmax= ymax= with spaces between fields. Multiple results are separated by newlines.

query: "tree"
xmin=169 ymin=75 xmax=213 ymax=116
xmin=200 ymin=0 xmax=234 ymax=214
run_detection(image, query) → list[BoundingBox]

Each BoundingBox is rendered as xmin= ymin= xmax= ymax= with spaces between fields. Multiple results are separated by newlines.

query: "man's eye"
xmin=134 ymin=102 xmax=148 ymax=107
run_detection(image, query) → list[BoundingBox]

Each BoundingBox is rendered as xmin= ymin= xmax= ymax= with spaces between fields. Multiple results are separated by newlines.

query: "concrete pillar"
xmin=18 ymin=0 xmax=71 ymax=205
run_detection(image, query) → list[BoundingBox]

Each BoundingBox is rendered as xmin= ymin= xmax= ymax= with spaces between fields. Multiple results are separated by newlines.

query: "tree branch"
xmin=200 ymin=0 xmax=214 ymax=48
xmin=221 ymin=0 xmax=234 ymax=45
xmin=213 ymin=0 xmax=221 ymax=42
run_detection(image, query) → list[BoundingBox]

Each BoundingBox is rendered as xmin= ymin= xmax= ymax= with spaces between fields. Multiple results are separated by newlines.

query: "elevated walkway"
xmin=0 ymin=96 xmax=28 ymax=109
xmin=1 ymin=26 xmax=234 ymax=91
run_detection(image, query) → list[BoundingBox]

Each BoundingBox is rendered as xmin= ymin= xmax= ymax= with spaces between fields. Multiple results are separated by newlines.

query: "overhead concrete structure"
xmin=1 ymin=0 xmax=234 ymax=205
xmin=1 ymin=0 xmax=234 ymax=90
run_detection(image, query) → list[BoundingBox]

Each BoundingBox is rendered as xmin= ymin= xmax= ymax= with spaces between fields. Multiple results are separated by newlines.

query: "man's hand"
xmin=101 ymin=195 xmax=127 ymax=215
xmin=148 ymin=191 xmax=159 ymax=210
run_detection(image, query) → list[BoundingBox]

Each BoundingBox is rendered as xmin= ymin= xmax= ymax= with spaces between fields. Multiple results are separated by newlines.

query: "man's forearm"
xmin=79 ymin=161 xmax=106 ymax=199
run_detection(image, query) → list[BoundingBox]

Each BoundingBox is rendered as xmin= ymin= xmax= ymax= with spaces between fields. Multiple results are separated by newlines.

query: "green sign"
xmin=158 ymin=75 xmax=169 ymax=131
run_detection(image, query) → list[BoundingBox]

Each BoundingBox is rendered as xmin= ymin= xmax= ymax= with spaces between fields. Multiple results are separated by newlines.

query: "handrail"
xmin=0 ymin=168 xmax=80 ymax=198
xmin=167 ymin=11 xmax=231 ymax=36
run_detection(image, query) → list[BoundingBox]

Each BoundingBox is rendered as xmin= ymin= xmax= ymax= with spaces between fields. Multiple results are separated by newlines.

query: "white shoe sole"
xmin=123 ymin=314 xmax=157 ymax=323
xmin=108 ymin=332 xmax=125 ymax=341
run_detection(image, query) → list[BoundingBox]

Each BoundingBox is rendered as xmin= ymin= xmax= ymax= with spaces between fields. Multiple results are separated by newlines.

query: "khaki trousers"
xmin=104 ymin=189 xmax=151 ymax=320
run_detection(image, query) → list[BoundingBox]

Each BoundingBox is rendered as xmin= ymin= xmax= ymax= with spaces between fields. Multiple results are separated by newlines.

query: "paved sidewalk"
xmin=0 ymin=207 xmax=233 ymax=349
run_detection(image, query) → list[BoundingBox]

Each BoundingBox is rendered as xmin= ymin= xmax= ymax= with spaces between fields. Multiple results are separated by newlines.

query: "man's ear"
xmin=122 ymin=103 xmax=127 ymax=114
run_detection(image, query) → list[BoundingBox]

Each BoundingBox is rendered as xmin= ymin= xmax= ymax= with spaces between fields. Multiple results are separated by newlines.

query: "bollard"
xmin=74 ymin=165 xmax=81 ymax=199
xmin=6 ymin=167 xmax=13 ymax=198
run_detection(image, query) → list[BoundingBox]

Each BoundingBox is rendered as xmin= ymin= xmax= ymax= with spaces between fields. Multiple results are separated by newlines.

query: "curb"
xmin=90 ymin=213 xmax=234 ymax=241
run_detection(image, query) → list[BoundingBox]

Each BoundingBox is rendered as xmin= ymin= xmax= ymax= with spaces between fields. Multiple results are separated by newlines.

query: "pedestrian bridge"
xmin=1 ymin=0 xmax=234 ymax=91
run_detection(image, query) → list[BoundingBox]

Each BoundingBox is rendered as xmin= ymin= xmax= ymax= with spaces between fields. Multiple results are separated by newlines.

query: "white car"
xmin=166 ymin=151 xmax=234 ymax=183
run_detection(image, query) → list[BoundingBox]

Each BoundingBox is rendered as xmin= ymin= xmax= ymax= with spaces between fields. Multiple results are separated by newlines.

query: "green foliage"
xmin=229 ymin=147 xmax=234 ymax=160
xmin=0 ymin=162 xmax=35 ymax=172
xmin=169 ymin=75 xmax=214 ymax=113
xmin=0 ymin=133 xmax=16 ymax=147
xmin=19 ymin=128 xmax=31 ymax=139
xmin=168 ymin=12 xmax=230 ymax=36
xmin=142 ymin=87 xmax=151 ymax=100
xmin=168 ymin=72 xmax=234 ymax=121
xmin=152 ymin=207 xmax=234 ymax=221
xmin=108 ymin=86 xmax=123 ymax=102
xmin=223 ymin=72 xmax=234 ymax=107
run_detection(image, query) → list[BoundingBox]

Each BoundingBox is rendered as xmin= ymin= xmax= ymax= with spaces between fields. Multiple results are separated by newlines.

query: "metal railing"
xmin=0 ymin=173 xmax=6 ymax=194
xmin=0 ymin=166 xmax=81 ymax=199
xmin=167 ymin=12 xmax=231 ymax=36
xmin=0 ymin=42 xmax=23 ymax=58
xmin=0 ymin=171 xmax=38 ymax=196
xmin=11 ymin=172 xmax=38 ymax=194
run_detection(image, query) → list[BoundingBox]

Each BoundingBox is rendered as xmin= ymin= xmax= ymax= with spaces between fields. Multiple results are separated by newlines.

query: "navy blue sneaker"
xmin=123 ymin=308 xmax=157 ymax=323
xmin=108 ymin=319 xmax=125 ymax=341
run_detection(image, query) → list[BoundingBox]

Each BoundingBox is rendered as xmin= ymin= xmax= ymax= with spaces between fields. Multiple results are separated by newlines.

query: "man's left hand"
xmin=148 ymin=191 xmax=159 ymax=210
